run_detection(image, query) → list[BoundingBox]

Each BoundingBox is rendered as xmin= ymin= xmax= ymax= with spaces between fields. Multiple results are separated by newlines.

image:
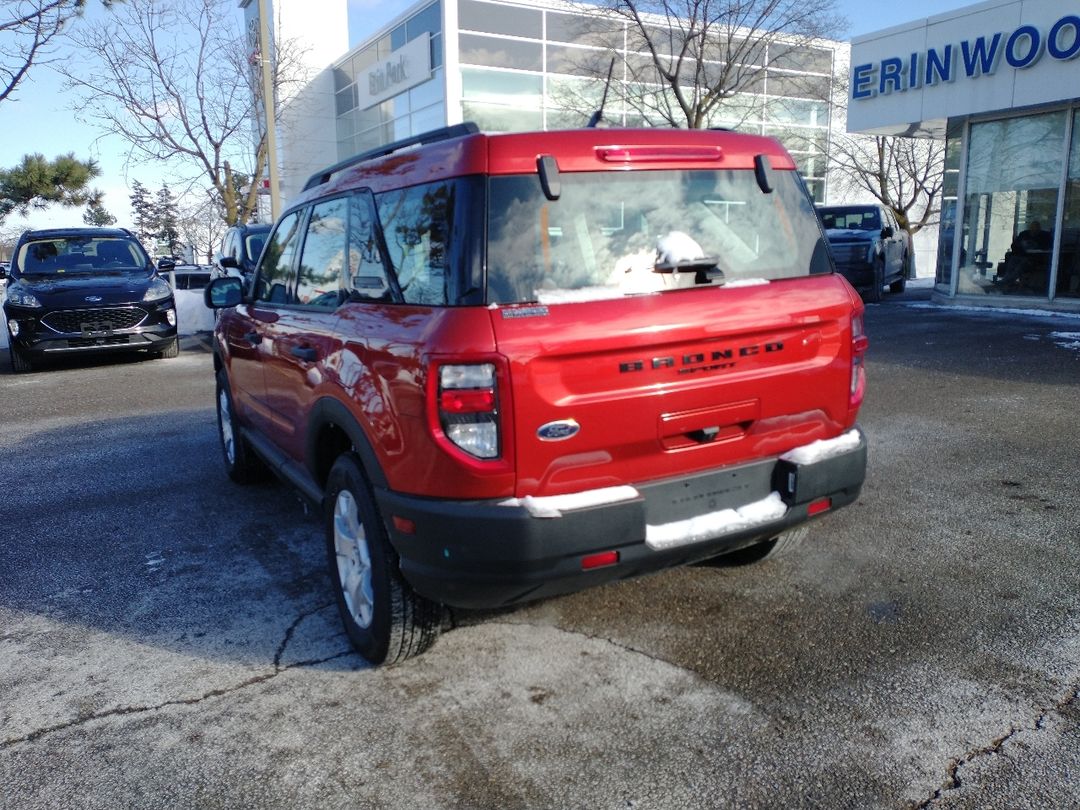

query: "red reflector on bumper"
xmin=581 ymin=550 xmax=619 ymax=570
xmin=392 ymin=516 xmax=416 ymax=534
xmin=807 ymin=497 xmax=832 ymax=517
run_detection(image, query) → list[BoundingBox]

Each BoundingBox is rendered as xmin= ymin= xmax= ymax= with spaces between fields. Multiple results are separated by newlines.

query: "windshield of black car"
xmin=819 ymin=207 xmax=881 ymax=231
xmin=486 ymin=168 xmax=826 ymax=305
xmin=14 ymin=237 xmax=149 ymax=277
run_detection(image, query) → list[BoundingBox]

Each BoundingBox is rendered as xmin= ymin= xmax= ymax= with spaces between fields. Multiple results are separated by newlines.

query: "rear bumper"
xmin=379 ymin=428 xmax=867 ymax=609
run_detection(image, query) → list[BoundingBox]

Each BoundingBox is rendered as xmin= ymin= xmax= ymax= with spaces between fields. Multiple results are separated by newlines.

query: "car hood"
xmin=824 ymin=228 xmax=878 ymax=244
xmin=12 ymin=273 xmax=156 ymax=307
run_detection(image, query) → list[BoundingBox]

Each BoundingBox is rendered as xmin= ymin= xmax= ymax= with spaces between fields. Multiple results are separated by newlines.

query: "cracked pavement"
xmin=1 ymin=294 xmax=1079 ymax=809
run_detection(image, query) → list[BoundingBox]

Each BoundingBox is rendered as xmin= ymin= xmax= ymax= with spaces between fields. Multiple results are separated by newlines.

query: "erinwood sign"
xmin=358 ymin=33 xmax=432 ymax=110
xmin=846 ymin=0 xmax=1080 ymax=136
xmin=852 ymin=13 xmax=1079 ymax=100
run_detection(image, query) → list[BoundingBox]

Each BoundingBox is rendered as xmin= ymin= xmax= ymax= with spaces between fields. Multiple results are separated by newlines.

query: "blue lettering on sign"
xmin=924 ymin=44 xmax=953 ymax=85
xmin=879 ymin=57 xmax=905 ymax=94
xmin=1005 ymin=25 xmax=1042 ymax=68
xmin=1048 ymin=15 xmax=1080 ymax=60
xmin=852 ymin=63 xmax=876 ymax=99
xmin=960 ymin=33 xmax=1002 ymax=77
xmin=852 ymin=14 xmax=1078 ymax=101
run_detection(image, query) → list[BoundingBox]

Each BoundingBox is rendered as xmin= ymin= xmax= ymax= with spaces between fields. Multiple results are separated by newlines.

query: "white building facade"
xmin=261 ymin=0 xmax=851 ymax=209
xmin=849 ymin=0 xmax=1080 ymax=310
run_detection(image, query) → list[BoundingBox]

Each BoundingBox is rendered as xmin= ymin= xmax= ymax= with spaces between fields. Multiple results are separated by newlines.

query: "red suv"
xmin=205 ymin=124 xmax=868 ymax=665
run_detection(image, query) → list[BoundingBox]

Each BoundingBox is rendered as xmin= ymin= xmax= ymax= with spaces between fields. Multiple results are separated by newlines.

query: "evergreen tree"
xmin=0 ymin=153 xmax=101 ymax=223
xmin=155 ymin=185 xmax=181 ymax=256
xmin=82 ymin=199 xmax=117 ymax=227
xmin=129 ymin=180 xmax=156 ymax=245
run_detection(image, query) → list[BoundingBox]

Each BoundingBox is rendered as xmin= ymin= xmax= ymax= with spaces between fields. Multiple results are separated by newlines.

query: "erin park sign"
xmin=852 ymin=14 xmax=1080 ymax=100
xmin=357 ymin=33 xmax=431 ymax=111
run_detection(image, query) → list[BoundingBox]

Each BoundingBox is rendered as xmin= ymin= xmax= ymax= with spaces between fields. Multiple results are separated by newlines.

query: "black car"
xmin=817 ymin=204 xmax=911 ymax=302
xmin=3 ymin=228 xmax=178 ymax=373
xmin=214 ymin=222 xmax=271 ymax=287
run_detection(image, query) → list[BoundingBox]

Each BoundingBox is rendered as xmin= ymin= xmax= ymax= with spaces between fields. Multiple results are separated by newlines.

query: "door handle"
xmin=243 ymin=331 xmax=261 ymax=346
xmin=290 ymin=345 xmax=318 ymax=362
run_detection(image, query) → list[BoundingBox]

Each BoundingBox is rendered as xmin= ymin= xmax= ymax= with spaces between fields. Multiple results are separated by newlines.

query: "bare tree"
xmin=559 ymin=0 xmax=844 ymax=129
xmin=55 ymin=0 xmax=301 ymax=225
xmin=828 ymin=131 xmax=945 ymax=237
xmin=177 ymin=189 xmax=226 ymax=264
xmin=0 ymin=0 xmax=114 ymax=104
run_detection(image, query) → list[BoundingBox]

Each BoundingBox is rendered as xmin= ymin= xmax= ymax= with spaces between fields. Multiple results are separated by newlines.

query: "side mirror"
xmin=218 ymin=255 xmax=240 ymax=270
xmin=205 ymin=276 xmax=243 ymax=308
xmin=0 ymin=266 xmax=7 ymax=280
xmin=881 ymin=226 xmax=894 ymax=239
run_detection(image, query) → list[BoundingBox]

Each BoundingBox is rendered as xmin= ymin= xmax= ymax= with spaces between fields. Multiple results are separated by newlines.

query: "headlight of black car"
xmin=6 ymin=284 xmax=42 ymax=308
xmin=143 ymin=276 xmax=173 ymax=303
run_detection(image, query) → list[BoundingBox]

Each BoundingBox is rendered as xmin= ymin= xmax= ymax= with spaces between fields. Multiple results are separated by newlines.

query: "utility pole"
xmin=257 ymin=0 xmax=281 ymax=220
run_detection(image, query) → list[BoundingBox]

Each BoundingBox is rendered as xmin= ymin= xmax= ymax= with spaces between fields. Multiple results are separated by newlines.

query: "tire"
xmin=863 ymin=260 xmax=884 ymax=303
xmin=707 ymin=527 xmax=809 ymax=566
xmin=325 ymin=453 xmax=441 ymax=666
xmin=157 ymin=337 xmax=179 ymax=359
xmin=215 ymin=369 xmax=268 ymax=483
xmin=9 ymin=345 xmax=32 ymax=374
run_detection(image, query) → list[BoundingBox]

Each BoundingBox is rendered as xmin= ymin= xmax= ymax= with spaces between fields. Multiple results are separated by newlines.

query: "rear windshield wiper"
xmin=653 ymin=258 xmax=725 ymax=284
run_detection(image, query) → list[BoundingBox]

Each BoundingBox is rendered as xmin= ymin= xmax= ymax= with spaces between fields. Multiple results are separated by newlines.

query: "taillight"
xmin=850 ymin=313 xmax=869 ymax=405
xmin=438 ymin=363 xmax=500 ymax=459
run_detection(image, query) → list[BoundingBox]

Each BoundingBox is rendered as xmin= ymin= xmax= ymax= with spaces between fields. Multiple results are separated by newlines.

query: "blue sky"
xmin=2 ymin=0 xmax=976 ymax=235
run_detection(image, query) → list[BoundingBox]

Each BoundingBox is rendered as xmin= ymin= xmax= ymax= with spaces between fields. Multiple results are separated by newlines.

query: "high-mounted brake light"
xmin=437 ymin=363 xmax=500 ymax=459
xmin=596 ymin=146 xmax=723 ymax=163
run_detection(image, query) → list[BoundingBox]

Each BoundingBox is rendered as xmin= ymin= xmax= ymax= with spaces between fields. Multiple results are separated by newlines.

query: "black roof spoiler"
xmin=301 ymin=122 xmax=481 ymax=192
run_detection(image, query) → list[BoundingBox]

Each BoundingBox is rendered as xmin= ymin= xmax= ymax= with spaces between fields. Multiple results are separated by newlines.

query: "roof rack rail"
xmin=302 ymin=122 xmax=481 ymax=192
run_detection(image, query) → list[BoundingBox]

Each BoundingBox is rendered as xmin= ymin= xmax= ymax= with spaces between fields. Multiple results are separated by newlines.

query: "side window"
xmin=347 ymin=192 xmax=391 ymax=300
xmin=295 ymin=197 xmax=348 ymax=308
xmin=253 ymin=211 xmax=302 ymax=304
xmin=376 ymin=180 xmax=454 ymax=306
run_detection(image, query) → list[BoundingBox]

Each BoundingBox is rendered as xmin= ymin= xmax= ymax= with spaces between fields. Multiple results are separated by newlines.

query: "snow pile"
xmin=173 ymin=289 xmax=215 ymax=335
xmin=646 ymin=491 xmax=787 ymax=551
xmin=780 ymin=429 xmax=862 ymax=466
xmin=499 ymin=485 xmax=640 ymax=518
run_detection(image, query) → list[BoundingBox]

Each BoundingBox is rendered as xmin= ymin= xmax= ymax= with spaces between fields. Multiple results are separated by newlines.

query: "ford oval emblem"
xmin=84 ymin=295 xmax=103 ymax=303
xmin=537 ymin=419 xmax=580 ymax=442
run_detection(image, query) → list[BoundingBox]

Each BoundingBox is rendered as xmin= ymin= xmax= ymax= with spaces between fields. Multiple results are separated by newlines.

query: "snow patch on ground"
xmin=903 ymin=301 xmax=1080 ymax=321
xmin=1048 ymin=332 xmax=1080 ymax=353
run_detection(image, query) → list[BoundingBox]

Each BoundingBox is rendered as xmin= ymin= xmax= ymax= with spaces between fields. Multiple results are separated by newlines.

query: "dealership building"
xmin=246 ymin=0 xmax=848 ymax=210
xmin=849 ymin=0 xmax=1080 ymax=310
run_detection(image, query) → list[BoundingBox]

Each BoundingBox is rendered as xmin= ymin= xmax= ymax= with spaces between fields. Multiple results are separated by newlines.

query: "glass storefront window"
xmin=765 ymin=97 xmax=828 ymax=127
xmin=461 ymin=101 xmax=542 ymax=132
xmin=461 ymin=68 xmax=542 ymax=106
xmin=545 ymin=11 xmax=621 ymax=48
xmin=460 ymin=33 xmax=542 ymax=71
xmin=935 ymin=119 xmax=963 ymax=291
xmin=1057 ymin=110 xmax=1080 ymax=299
xmin=959 ymin=111 xmax=1066 ymax=297
xmin=460 ymin=0 xmax=541 ymax=38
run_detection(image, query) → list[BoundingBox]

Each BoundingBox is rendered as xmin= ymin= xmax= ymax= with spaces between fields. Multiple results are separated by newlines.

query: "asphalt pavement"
xmin=1 ymin=283 xmax=1078 ymax=809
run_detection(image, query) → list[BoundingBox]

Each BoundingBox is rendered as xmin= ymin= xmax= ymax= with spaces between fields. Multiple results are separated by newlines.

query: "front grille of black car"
xmin=41 ymin=307 xmax=148 ymax=334
xmin=830 ymin=244 xmax=868 ymax=264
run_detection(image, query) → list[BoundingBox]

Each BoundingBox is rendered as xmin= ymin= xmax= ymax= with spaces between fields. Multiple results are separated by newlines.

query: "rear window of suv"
xmin=487 ymin=168 xmax=827 ymax=305
xmin=16 ymin=236 xmax=148 ymax=277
